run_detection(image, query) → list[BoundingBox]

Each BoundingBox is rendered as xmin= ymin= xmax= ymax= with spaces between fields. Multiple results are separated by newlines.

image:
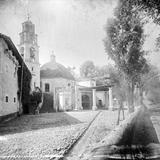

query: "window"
xmin=32 ymin=67 xmax=34 ymax=71
xmin=5 ymin=96 xmax=8 ymax=102
xmin=30 ymin=47 xmax=35 ymax=60
xmin=14 ymin=97 xmax=16 ymax=103
xmin=45 ymin=83 xmax=50 ymax=92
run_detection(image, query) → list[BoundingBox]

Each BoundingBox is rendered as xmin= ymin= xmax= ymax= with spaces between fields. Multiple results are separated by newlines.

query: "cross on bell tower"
xmin=18 ymin=16 xmax=40 ymax=90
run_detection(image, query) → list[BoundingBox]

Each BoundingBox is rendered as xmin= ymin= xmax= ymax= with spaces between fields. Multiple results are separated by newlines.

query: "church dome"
xmin=40 ymin=54 xmax=74 ymax=80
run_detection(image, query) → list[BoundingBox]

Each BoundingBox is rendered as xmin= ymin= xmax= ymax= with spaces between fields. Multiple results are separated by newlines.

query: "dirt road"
xmin=64 ymin=110 xmax=125 ymax=160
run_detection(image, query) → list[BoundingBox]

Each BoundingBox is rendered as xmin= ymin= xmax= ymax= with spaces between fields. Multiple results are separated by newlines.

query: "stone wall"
xmin=0 ymin=38 xmax=19 ymax=117
xmin=40 ymin=78 xmax=74 ymax=93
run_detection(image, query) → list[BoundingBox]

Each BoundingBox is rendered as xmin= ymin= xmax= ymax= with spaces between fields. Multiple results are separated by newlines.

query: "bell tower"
xmin=18 ymin=17 xmax=40 ymax=90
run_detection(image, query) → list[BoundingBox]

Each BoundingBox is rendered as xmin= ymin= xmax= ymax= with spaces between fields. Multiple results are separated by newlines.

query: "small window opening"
xmin=5 ymin=96 xmax=8 ymax=102
xmin=45 ymin=83 xmax=50 ymax=92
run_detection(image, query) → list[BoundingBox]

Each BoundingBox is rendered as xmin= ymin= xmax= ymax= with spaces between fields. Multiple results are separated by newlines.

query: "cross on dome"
xmin=50 ymin=51 xmax=56 ymax=63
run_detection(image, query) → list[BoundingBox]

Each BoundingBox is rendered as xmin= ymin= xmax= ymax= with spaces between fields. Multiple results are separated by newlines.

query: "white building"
xmin=18 ymin=18 xmax=40 ymax=90
xmin=40 ymin=54 xmax=75 ymax=112
xmin=0 ymin=33 xmax=31 ymax=121
xmin=75 ymin=79 xmax=113 ymax=110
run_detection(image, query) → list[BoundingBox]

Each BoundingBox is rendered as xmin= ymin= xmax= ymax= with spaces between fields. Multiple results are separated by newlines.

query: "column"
xmin=75 ymin=85 xmax=83 ymax=110
xmin=109 ymin=87 xmax=113 ymax=110
xmin=92 ymin=89 xmax=97 ymax=110
xmin=104 ymin=91 xmax=109 ymax=109
xmin=79 ymin=92 xmax=83 ymax=110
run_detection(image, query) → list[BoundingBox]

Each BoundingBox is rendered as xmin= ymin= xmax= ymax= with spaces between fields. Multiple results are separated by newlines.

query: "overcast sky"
xmin=0 ymin=0 xmax=117 ymax=73
xmin=0 ymin=0 xmax=160 ymax=73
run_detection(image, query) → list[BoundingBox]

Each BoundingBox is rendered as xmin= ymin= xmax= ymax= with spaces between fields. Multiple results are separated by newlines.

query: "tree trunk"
xmin=139 ymin=86 xmax=143 ymax=105
xmin=127 ymin=80 xmax=135 ymax=113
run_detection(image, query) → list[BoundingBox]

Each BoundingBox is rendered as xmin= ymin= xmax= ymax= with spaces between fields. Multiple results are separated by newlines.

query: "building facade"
xmin=0 ymin=37 xmax=19 ymax=120
xmin=75 ymin=79 xmax=113 ymax=110
xmin=40 ymin=54 xmax=75 ymax=112
xmin=18 ymin=18 xmax=40 ymax=90
xmin=0 ymin=33 xmax=31 ymax=121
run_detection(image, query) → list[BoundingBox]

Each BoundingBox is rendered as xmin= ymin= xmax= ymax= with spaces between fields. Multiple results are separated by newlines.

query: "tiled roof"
xmin=40 ymin=62 xmax=74 ymax=80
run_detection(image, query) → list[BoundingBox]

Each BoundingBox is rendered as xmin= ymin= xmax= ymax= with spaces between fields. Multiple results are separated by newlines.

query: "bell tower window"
xmin=30 ymin=47 xmax=35 ymax=60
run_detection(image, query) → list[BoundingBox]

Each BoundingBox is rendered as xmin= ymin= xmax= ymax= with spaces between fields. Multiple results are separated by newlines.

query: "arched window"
xmin=5 ymin=96 xmax=8 ymax=102
xmin=30 ymin=47 xmax=35 ymax=60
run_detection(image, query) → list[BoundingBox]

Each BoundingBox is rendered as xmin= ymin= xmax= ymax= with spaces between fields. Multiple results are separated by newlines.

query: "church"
xmin=0 ymin=17 xmax=114 ymax=121
xmin=18 ymin=18 xmax=77 ymax=112
xmin=17 ymin=18 xmax=114 ymax=113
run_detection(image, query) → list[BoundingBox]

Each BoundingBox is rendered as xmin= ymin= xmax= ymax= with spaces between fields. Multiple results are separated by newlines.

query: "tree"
xmin=122 ymin=0 xmax=160 ymax=24
xmin=80 ymin=61 xmax=96 ymax=78
xmin=139 ymin=64 xmax=160 ymax=104
xmin=104 ymin=0 xmax=149 ymax=112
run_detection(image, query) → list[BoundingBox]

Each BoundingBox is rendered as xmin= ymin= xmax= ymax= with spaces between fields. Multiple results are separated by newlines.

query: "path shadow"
xmin=117 ymin=106 xmax=159 ymax=146
xmin=90 ymin=106 xmax=160 ymax=160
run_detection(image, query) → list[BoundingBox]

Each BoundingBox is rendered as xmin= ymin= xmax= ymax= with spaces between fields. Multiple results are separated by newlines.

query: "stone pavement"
xmin=0 ymin=111 xmax=99 ymax=160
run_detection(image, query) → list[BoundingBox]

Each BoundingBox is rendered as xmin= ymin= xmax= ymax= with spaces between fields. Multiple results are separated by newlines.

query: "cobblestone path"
xmin=0 ymin=111 xmax=98 ymax=160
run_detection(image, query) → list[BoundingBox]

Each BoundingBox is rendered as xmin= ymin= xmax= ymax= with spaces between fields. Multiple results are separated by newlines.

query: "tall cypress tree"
xmin=104 ymin=0 xmax=149 ymax=112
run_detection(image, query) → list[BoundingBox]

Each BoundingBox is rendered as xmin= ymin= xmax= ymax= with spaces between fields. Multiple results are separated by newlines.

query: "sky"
xmin=0 ymin=0 xmax=117 ymax=73
xmin=0 ymin=0 xmax=160 ymax=73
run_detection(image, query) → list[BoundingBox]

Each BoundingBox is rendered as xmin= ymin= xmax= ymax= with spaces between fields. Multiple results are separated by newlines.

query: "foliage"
xmin=80 ymin=61 xmax=96 ymax=78
xmin=104 ymin=0 xmax=149 ymax=112
xmin=30 ymin=87 xmax=42 ymax=104
xmin=141 ymin=65 xmax=160 ymax=104
xmin=108 ymin=67 xmax=127 ymax=102
xmin=129 ymin=0 xmax=160 ymax=24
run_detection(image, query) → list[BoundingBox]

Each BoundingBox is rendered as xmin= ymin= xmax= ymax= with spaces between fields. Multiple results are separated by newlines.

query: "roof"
xmin=0 ymin=33 xmax=31 ymax=76
xmin=79 ymin=85 xmax=112 ymax=91
xmin=40 ymin=61 xmax=75 ymax=80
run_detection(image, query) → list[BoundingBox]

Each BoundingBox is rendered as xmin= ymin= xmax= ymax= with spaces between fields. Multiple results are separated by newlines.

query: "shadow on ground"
xmin=0 ymin=112 xmax=82 ymax=135
xmin=90 ymin=106 xmax=160 ymax=160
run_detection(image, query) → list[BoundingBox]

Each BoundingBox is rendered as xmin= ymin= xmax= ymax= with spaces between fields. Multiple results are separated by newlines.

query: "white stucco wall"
xmin=0 ymin=38 xmax=19 ymax=117
xmin=40 ymin=77 xmax=74 ymax=93
xmin=40 ymin=77 xmax=75 ymax=111
xmin=78 ymin=79 xmax=96 ymax=87
xmin=96 ymin=91 xmax=105 ymax=105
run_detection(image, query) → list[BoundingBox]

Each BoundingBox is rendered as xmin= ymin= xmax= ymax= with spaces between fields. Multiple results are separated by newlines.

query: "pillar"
xmin=109 ymin=87 xmax=113 ymax=110
xmin=53 ymin=87 xmax=57 ymax=112
xmin=75 ymin=85 xmax=83 ymax=110
xmin=79 ymin=92 xmax=83 ymax=110
xmin=75 ymin=85 xmax=78 ymax=110
xmin=104 ymin=91 xmax=109 ymax=109
xmin=92 ymin=89 xmax=97 ymax=110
